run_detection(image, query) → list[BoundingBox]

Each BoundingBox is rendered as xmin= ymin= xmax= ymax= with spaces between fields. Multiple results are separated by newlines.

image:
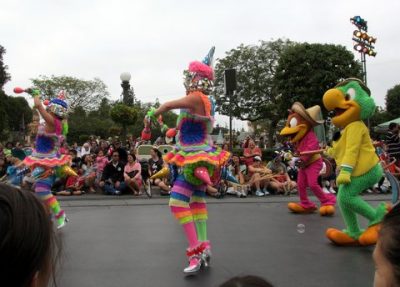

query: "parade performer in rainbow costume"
xmin=323 ymin=78 xmax=389 ymax=245
xmin=145 ymin=47 xmax=230 ymax=273
xmin=15 ymin=87 xmax=72 ymax=229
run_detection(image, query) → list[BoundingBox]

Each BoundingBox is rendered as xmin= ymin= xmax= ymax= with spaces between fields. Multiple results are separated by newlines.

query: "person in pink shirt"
xmin=95 ymin=149 xmax=109 ymax=183
xmin=243 ymin=139 xmax=262 ymax=166
xmin=124 ymin=153 xmax=142 ymax=195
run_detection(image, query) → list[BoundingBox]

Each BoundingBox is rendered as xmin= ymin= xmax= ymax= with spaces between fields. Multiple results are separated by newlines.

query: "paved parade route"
xmin=58 ymin=196 xmax=388 ymax=287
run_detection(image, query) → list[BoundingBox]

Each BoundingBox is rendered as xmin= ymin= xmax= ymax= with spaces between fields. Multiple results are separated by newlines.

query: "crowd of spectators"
xmin=2 ymin=122 xmax=400 ymax=198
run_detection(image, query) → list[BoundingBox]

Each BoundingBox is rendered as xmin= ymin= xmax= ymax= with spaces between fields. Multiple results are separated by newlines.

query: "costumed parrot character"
xmin=145 ymin=47 xmax=230 ymax=274
xmin=14 ymin=88 xmax=74 ymax=229
xmin=280 ymin=102 xmax=336 ymax=215
xmin=323 ymin=78 xmax=389 ymax=246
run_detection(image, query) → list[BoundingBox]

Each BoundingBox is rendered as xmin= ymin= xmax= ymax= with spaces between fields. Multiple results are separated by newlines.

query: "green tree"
xmin=110 ymin=103 xmax=138 ymax=140
xmin=275 ymin=43 xmax=362 ymax=112
xmin=385 ymin=84 xmax=400 ymax=119
xmin=0 ymin=45 xmax=11 ymax=89
xmin=0 ymin=91 xmax=9 ymax=140
xmin=31 ymin=75 xmax=109 ymax=110
xmin=5 ymin=96 xmax=33 ymax=132
xmin=214 ymin=39 xmax=293 ymax=146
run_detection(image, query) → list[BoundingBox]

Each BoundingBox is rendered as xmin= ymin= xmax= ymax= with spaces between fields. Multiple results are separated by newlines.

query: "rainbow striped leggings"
xmin=34 ymin=174 xmax=64 ymax=221
xmin=169 ymin=175 xmax=208 ymax=225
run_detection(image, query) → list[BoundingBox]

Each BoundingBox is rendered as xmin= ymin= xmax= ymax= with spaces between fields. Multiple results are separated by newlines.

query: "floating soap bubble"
xmin=297 ymin=223 xmax=305 ymax=234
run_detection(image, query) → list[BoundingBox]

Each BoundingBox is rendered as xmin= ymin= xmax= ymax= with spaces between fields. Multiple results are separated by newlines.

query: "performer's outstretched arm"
xmin=154 ymin=93 xmax=202 ymax=117
xmin=33 ymin=96 xmax=55 ymax=130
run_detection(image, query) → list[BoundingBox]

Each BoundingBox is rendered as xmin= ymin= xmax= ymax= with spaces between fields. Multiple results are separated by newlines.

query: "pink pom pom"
xmin=188 ymin=61 xmax=214 ymax=80
xmin=194 ymin=166 xmax=212 ymax=185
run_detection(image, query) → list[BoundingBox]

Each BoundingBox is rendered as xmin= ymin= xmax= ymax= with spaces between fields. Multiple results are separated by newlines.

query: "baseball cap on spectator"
xmin=254 ymin=156 xmax=262 ymax=162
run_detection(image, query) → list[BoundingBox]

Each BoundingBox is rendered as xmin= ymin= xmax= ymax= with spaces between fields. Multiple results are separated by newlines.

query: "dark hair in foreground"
xmin=380 ymin=203 xmax=400 ymax=286
xmin=0 ymin=183 xmax=61 ymax=287
xmin=220 ymin=275 xmax=274 ymax=287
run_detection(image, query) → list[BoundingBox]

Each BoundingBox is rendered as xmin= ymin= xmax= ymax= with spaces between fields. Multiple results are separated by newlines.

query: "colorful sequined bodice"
xmin=175 ymin=110 xmax=214 ymax=153
xmin=32 ymin=119 xmax=63 ymax=159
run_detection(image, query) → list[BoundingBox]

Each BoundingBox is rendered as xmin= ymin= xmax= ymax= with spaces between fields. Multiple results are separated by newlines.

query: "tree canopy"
xmin=214 ymin=39 xmax=293 ymax=122
xmin=275 ymin=43 xmax=362 ymax=112
xmin=385 ymin=84 xmax=400 ymax=119
xmin=0 ymin=45 xmax=11 ymax=89
xmin=31 ymin=75 xmax=109 ymax=111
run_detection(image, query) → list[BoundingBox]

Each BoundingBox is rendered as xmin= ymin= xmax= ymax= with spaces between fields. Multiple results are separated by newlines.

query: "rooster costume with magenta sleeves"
xmin=323 ymin=78 xmax=389 ymax=246
xmin=280 ymin=102 xmax=336 ymax=215
xmin=145 ymin=47 xmax=230 ymax=274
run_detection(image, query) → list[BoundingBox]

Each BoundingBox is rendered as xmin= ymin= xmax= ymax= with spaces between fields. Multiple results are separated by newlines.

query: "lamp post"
xmin=350 ymin=15 xmax=377 ymax=85
xmin=350 ymin=16 xmax=377 ymax=129
xmin=120 ymin=72 xmax=134 ymax=106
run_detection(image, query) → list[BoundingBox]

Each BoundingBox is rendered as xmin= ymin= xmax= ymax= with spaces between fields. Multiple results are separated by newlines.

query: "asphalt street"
xmin=57 ymin=195 xmax=389 ymax=287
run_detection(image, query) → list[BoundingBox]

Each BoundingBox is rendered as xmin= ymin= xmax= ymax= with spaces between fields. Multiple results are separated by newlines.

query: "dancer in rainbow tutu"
xmin=144 ymin=47 xmax=230 ymax=274
xmin=14 ymin=87 xmax=73 ymax=229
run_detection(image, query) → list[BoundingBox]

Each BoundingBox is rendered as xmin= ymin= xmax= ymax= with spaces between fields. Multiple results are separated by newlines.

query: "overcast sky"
xmin=1 ymin=0 xmax=399 ymax=130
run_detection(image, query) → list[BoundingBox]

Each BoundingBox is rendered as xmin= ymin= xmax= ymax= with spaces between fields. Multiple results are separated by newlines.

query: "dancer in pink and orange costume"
xmin=145 ymin=47 xmax=230 ymax=274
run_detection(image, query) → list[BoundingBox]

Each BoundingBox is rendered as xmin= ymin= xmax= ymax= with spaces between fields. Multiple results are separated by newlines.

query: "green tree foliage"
xmin=31 ymin=75 xmax=109 ymax=111
xmin=0 ymin=45 xmax=11 ymax=89
xmin=5 ymin=96 xmax=32 ymax=131
xmin=213 ymin=39 xmax=293 ymax=147
xmin=385 ymin=84 xmax=400 ymax=119
xmin=275 ymin=43 xmax=362 ymax=112
xmin=214 ymin=39 xmax=293 ymax=122
xmin=0 ymin=91 xmax=9 ymax=140
xmin=0 ymin=92 xmax=32 ymax=141
xmin=110 ymin=103 xmax=138 ymax=140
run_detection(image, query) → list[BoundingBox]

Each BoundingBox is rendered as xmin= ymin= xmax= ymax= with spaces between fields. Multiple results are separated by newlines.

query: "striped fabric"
xmin=35 ymin=177 xmax=63 ymax=219
xmin=169 ymin=175 xmax=208 ymax=225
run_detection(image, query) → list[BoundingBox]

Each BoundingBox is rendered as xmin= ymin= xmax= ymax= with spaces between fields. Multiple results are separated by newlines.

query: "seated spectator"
xmin=287 ymin=158 xmax=298 ymax=182
xmin=229 ymin=154 xmax=247 ymax=184
xmin=5 ymin=149 xmax=29 ymax=187
xmin=95 ymin=149 xmax=109 ymax=184
xmin=99 ymin=151 xmax=125 ymax=195
xmin=0 ymin=157 xmax=7 ymax=179
xmin=243 ymin=139 xmax=262 ymax=166
xmin=220 ymin=275 xmax=273 ymax=287
xmin=247 ymin=156 xmax=271 ymax=196
xmin=114 ymin=141 xmax=128 ymax=165
xmin=226 ymin=155 xmax=248 ymax=197
xmin=59 ymin=141 xmax=69 ymax=155
xmin=221 ymin=143 xmax=230 ymax=152
xmin=267 ymin=153 xmax=297 ymax=195
xmin=80 ymin=142 xmax=91 ymax=157
xmin=80 ymin=154 xmax=97 ymax=193
xmin=3 ymin=142 xmax=13 ymax=157
xmin=69 ymin=149 xmax=81 ymax=168
xmin=0 ymin=183 xmax=59 ymax=287
xmin=124 ymin=153 xmax=142 ymax=195
xmin=56 ymin=165 xmax=84 ymax=196
xmin=148 ymin=147 xmax=170 ymax=195
xmin=373 ymin=203 xmax=400 ymax=287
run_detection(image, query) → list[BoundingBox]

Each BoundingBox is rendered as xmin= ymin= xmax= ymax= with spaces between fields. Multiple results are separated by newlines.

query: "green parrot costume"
xmin=322 ymin=78 xmax=389 ymax=246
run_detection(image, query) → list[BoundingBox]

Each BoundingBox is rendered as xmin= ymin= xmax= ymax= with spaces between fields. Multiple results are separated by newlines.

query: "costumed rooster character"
xmin=280 ymin=102 xmax=336 ymax=215
xmin=323 ymin=78 xmax=389 ymax=246
xmin=144 ymin=47 xmax=230 ymax=274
